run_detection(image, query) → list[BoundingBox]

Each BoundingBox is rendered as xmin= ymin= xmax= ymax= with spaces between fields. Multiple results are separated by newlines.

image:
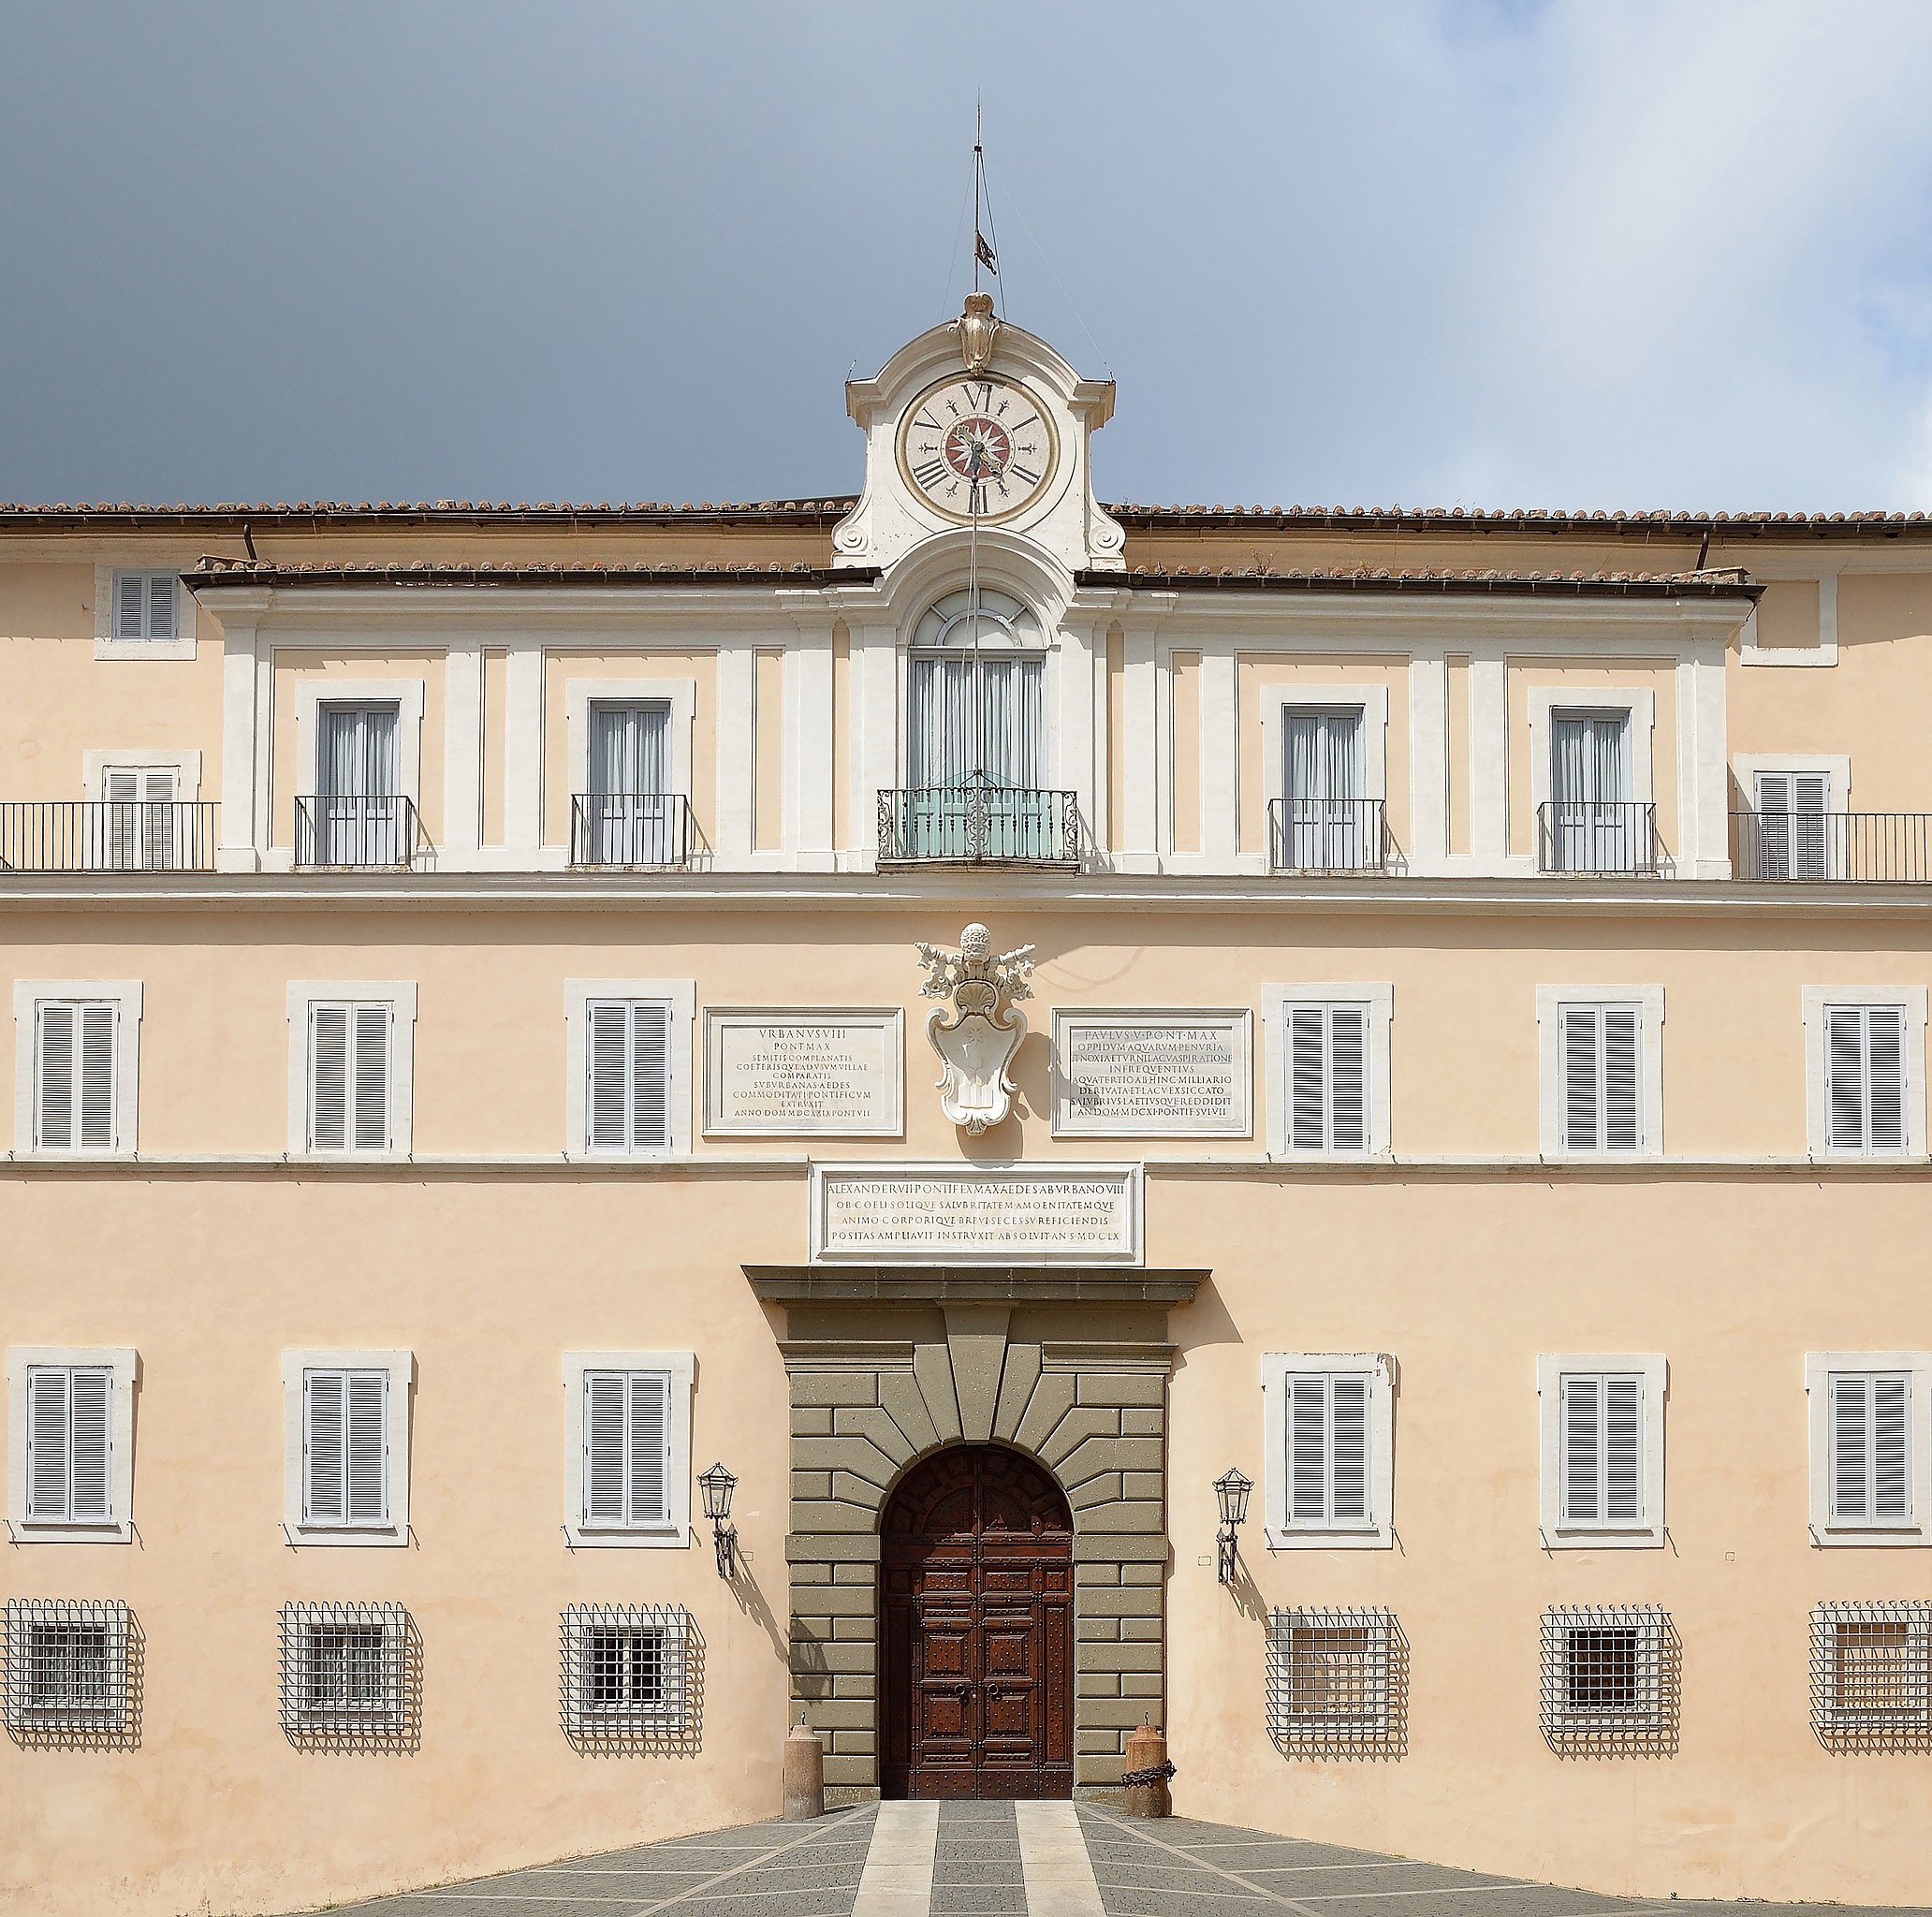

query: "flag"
xmin=974 ymin=231 xmax=997 ymax=274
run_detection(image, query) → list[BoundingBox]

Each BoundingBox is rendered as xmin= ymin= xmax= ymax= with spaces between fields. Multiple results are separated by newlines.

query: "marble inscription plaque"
xmin=809 ymin=1163 xmax=1143 ymax=1265
xmin=1051 ymin=1010 xmax=1251 ymax=1137
xmin=704 ymin=1009 xmax=902 ymax=1137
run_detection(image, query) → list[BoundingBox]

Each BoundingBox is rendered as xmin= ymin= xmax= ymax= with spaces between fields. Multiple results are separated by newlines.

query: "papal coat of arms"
xmin=916 ymin=922 xmax=1034 ymax=1134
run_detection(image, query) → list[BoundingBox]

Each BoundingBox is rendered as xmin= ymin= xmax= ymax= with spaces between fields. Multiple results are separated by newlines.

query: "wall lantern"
xmin=1214 ymin=1467 xmax=1252 ymax=1586
xmin=698 ymin=1461 xmax=739 ymax=1579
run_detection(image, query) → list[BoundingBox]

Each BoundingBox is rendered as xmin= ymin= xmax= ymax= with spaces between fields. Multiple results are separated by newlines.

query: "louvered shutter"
xmin=26 ymin=1366 xmax=71 ymax=1518
xmin=79 ymin=1003 xmax=115 ymax=1150
xmin=1866 ymin=1007 xmax=1907 ymax=1153
xmin=115 ymin=573 xmax=147 ymax=641
xmin=1328 ymin=1007 xmax=1367 ymax=1152
xmin=1604 ymin=1374 xmax=1643 ymax=1522
xmin=1288 ymin=1372 xmax=1328 ymax=1523
xmin=1758 ymin=769 xmax=1832 ymax=882
xmin=1288 ymin=1009 xmax=1326 ymax=1151
xmin=627 ymin=1371 xmax=671 ymax=1526
xmin=587 ymin=1003 xmax=630 ymax=1151
xmin=1561 ymin=1006 xmax=1600 ymax=1151
xmin=1874 ymin=1375 xmax=1910 ymax=1520
xmin=304 ymin=1369 xmax=347 ymax=1525
xmin=1562 ymin=1373 xmax=1601 ymax=1522
xmin=37 ymin=1003 xmax=76 ymax=1149
xmin=311 ymin=1005 xmax=348 ymax=1150
xmin=147 ymin=574 xmax=177 ymax=641
xmin=584 ymin=1372 xmax=628 ymax=1523
xmin=345 ymin=1371 xmax=388 ymax=1522
xmin=1826 ymin=1007 xmax=1868 ymax=1152
xmin=68 ymin=1368 xmax=112 ymax=1520
xmin=630 ymin=1003 xmax=671 ymax=1151
xmin=1603 ymin=1008 xmax=1640 ymax=1151
xmin=351 ymin=1004 xmax=389 ymax=1151
xmin=1330 ymin=1374 xmax=1369 ymax=1522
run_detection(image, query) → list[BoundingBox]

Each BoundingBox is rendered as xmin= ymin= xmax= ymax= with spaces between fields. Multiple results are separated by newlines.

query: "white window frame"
xmin=1262 ymin=983 xmax=1393 ymax=1159
xmin=280 ymin=1349 xmax=414 ymax=1546
xmin=1535 ymin=984 xmax=1664 ymax=1160
xmin=81 ymin=750 xmax=204 ymax=803
xmin=285 ymin=981 xmax=417 ymax=1159
xmin=293 ymin=679 xmax=427 ymax=815
xmin=93 ymin=564 xmax=197 ymax=661
xmin=1528 ymin=687 xmax=1656 ymax=820
xmin=1732 ymin=754 xmax=1851 ymax=814
xmin=1739 ymin=575 xmax=1839 ymax=668
xmin=1802 ymin=987 xmax=1928 ymax=1160
xmin=1261 ymin=685 xmax=1390 ymax=803
xmin=564 ymin=978 xmax=695 ymax=1158
xmin=12 ymin=980 xmax=142 ymax=1159
xmin=6 ymin=1346 xmax=139 ymax=1543
xmin=1261 ymin=1351 xmax=1395 ymax=1550
xmin=566 ymin=679 xmax=696 ymax=805
xmin=1805 ymin=1351 xmax=1932 ymax=1546
xmin=561 ymin=1351 xmax=695 ymax=1548
xmin=1536 ymin=1353 xmax=1666 ymax=1549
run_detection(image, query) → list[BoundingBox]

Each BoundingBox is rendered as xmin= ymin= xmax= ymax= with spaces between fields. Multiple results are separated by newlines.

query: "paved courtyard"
xmin=300 ymin=1800 xmax=1929 ymax=1917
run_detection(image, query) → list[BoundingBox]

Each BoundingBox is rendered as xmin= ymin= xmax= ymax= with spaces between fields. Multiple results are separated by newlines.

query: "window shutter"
xmin=1328 ymin=1007 xmax=1367 ymax=1152
xmin=1866 ymin=1007 xmax=1907 ymax=1153
xmin=1604 ymin=1374 xmax=1643 ymax=1523
xmin=588 ymin=1003 xmax=629 ymax=1151
xmin=1874 ymin=1375 xmax=1910 ymax=1521
xmin=346 ymin=1371 xmax=388 ymax=1523
xmin=79 ymin=1003 xmax=116 ymax=1150
xmin=1826 ymin=1006 xmax=1868 ymax=1153
xmin=147 ymin=574 xmax=177 ymax=640
xmin=585 ymin=1372 xmax=628 ymax=1524
xmin=26 ymin=1366 xmax=72 ymax=1518
xmin=1562 ymin=1373 xmax=1601 ymax=1522
xmin=304 ymin=1370 xmax=347 ymax=1525
xmin=1288 ymin=1372 xmax=1328 ymax=1523
xmin=1330 ymin=1374 xmax=1369 ymax=1522
xmin=627 ymin=1371 xmax=671 ymax=1526
xmin=351 ymin=1004 xmax=389 ymax=1151
xmin=630 ymin=1003 xmax=671 ymax=1151
xmin=311 ymin=1006 xmax=348 ymax=1150
xmin=1288 ymin=1009 xmax=1326 ymax=1151
xmin=1832 ymin=1374 xmax=1870 ymax=1521
xmin=1602 ymin=1008 xmax=1640 ymax=1152
xmin=1561 ymin=1007 xmax=1600 ymax=1152
xmin=37 ymin=1003 xmax=76 ymax=1149
xmin=114 ymin=573 xmax=146 ymax=641
xmin=1756 ymin=770 xmax=1793 ymax=815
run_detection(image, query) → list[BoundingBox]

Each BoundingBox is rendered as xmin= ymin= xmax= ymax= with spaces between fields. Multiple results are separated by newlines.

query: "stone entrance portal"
xmin=882 ymin=1443 xmax=1074 ymax=1799
xmin=745 ymin=1263 xmax=1206 ymax=1799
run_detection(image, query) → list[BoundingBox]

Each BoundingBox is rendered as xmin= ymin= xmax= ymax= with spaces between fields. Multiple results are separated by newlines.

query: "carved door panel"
xmin=882 ymin=1444 xmax=1074 ymax=1799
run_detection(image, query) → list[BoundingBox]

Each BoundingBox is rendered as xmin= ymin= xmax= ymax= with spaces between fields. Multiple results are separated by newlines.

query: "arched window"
xmin=906 ymin=588 xmax=1045 ymax=793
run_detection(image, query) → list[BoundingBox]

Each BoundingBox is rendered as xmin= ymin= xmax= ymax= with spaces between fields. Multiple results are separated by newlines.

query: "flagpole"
xmin=970 ymin=99 xmax=984 ymax=783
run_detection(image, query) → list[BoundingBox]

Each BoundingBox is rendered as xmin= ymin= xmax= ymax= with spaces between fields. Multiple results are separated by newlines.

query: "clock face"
xmin=896 ymin=373 xmax=1060 ymax=524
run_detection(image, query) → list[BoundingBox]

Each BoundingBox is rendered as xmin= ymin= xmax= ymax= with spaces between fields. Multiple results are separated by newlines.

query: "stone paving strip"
xmin=287 ymin=1802 xmax=1931 ymax=1917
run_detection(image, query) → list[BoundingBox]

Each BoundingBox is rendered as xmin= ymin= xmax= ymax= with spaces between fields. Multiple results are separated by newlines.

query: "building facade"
xmin=4 ymin=303 xmax=1932 ymax=1914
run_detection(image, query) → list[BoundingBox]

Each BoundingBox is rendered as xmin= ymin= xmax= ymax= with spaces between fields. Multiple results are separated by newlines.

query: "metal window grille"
xmin=1540 ymin=1605 xmax=1676 ymax=1753
xmin=1811 ymin=1602 xmax=1932 ymax=1750
xmin=560 ymin=1604 xmax=692 ymax=1743
xmin=3 ymin=1599 xmax=135 ymax=1742
xmin=1266 ymin=1607 xmax=1402 ymax=1755
xmin=279 ymin=1602 xmax=412 ymax=1744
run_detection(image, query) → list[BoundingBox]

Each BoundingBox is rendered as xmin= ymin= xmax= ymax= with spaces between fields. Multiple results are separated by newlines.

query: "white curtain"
xmin=318 ymin=705 xmax=398 ymax=862
xmin=1282 ymin=710 xmax=1365 ymax=869
xmin=592 ymin=703 xmax=669 ymax=797
xmin=1551 ymin=715 xmax=1630 ymax=871
xmin=909 ymin=655 xmax=1043 ymax=788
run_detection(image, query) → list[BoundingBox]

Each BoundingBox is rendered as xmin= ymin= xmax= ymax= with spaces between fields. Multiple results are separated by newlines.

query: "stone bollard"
xmin=1120 ymin=1720 xmax=1173 ymax=1819
xmin=782 ymin=1718 xmax=826 ymax=1822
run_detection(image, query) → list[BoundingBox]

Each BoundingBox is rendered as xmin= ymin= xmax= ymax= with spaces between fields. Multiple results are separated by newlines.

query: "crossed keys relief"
xmin=916 ymin=923 xmax=1035 ymax=1134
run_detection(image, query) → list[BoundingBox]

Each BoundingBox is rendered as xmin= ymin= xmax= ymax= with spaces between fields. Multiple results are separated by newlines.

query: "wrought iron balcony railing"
xmin=571 ymin=793 xmax=694 ymax=870
xmin=294 ymin=795 xmax=420 ymax=869
xmin=1268 ymin=798 xmax=1389 ymax=874
xmin=1537 ymin=801 xmax=1661 ymax=876
xmin=0 ymin=800 xmax=218 ymax=872
xmin=1734 ymin=811 xmax=1932 ymax=884
xmin=877 ymin=776 xmax=1079 ymax=866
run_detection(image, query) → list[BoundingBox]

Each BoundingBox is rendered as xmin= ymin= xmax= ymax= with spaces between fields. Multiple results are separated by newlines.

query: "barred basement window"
xmin=559 ymin=1604 xmax=695 ymax=1746
xmin=1811 ymin=1602 xmax=1932 ymax=1751
xmin=279 ymin=1602 xmax=416 ymax=1749
xmin=1540 ymin=1605 xmax=1677 ymax=1754
xmin=3 ymin=1599 xmax=138 ymax=1746
xmin=1266 ymin=1607 xmax=1404 ymax=1756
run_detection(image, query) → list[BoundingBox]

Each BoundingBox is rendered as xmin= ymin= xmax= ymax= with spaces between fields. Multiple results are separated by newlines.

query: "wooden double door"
xmin=881 ymin=1444 xmax=1074 ymax=1799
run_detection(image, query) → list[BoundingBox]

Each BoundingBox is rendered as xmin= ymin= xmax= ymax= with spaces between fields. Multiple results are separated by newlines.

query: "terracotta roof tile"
xmin=183 ymin=557 xmax=872 ymax=589
xmin=1076 ymin=564 xmax=1758 ymax=600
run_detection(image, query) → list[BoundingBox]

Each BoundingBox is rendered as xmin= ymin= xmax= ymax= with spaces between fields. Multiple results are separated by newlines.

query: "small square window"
xmin=111 ymin=572 xmax=179 ymax=644
xmin=1811 ymin=1602 xmax=1932 ymax=1749
xmin=3 ymin=1599 xmax=136 ymax=1741
xmin=279 ymin=1602 xmax=414 ymax=1745
xmin=559 ymin=1604 xmax=693 ymax=1743
xmin=1266 ymin=1607 xmax=1401 ymax=1756
xmin=1539 ymin=1605 xmax=1676 ymax=1752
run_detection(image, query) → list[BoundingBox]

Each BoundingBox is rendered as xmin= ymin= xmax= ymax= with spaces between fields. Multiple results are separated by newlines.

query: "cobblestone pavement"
xmin=304 ymin=1800 xmax=1930 ymax=1917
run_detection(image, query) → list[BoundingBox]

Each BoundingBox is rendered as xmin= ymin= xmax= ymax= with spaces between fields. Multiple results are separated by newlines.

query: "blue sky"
xmin=4 ymin=1 xmax=1932 ymax=511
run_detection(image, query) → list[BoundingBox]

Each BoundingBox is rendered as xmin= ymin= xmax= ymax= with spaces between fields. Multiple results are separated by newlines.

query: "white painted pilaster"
xmin=443 ymin=637 xmax=483 ymax=857
xmin=1678 ymin=643 xmax=1731 ymax=878
xmin=1201 ymin=647 xmax=1238 ymax=863
xmin=1119 ymin=628 xmax=1161 ymax=871
xmin=783 ymin=616 xmax=836 ymax=871
xmin=714 ymin=639 xmax=755 ymax=863
xmin=1407 ymin=650 xmax=1448 ymax=870
xmin=214 ymin=594 xmax=271 ymax=872
xmin=1469 ymin=652 xmax=1509 ymax=867
xmin=1054 ymin=619 xmax=1098 ymax=860
xmin=503 ymin=642 xmax=545 ymax=854
xmin=849 ymin=620 xmax=900 ymax=871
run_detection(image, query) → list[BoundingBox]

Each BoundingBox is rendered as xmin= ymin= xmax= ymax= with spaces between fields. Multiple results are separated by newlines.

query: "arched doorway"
xmin=880 ymin=1443 xmax=1074 ymax=1799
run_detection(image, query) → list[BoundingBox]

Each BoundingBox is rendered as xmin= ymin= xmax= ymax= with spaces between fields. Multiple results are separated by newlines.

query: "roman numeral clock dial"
xmin=895 ymin=373 xmax=1060 ymax=525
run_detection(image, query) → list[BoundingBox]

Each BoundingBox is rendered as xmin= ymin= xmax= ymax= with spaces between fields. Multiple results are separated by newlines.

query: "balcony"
xmin=0 ymin=800 xmax=217 ymax=872
xmin=1268 ymin=798 xmax=1389 ymax=874
xmin=1537 ymin=802 xmax=1661 ymax=876
xmin=877 ymin=775 xmax=1079 ymax=866
xmin=1734 ymin=811 xmax=1932 ymax=884
xmin=294 ymin=796 xmax=420 ymax=869
xmin=571 ymin=793 xmax=694 ymax=870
